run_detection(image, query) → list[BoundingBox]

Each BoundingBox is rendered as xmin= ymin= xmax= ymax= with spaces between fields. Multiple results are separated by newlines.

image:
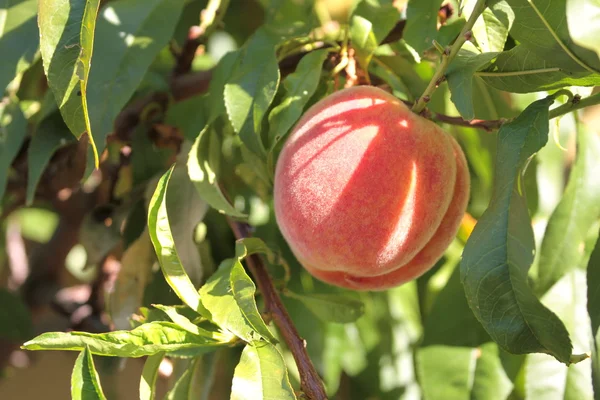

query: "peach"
xmin=273 ymin=86 xmax=469 ymax=290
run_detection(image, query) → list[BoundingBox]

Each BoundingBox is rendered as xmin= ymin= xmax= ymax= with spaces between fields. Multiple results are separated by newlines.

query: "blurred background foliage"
xmin=0 ymin=0 xmax=599 ymax=399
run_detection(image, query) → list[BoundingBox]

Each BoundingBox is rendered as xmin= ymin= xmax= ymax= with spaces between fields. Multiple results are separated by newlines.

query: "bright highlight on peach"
xmin=274 ymin=86 xmax=470 ymax=290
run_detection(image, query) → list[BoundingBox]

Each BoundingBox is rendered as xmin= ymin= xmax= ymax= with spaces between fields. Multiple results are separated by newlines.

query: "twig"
xmin=172 ymin=0 xmax=230 ymax=77
xmin=548 ymin=91 xmax=600 ymax=120
xmin=412 ymin=0 xmax=487 ymax=114
xmin=228 ymin=221 xmax=327 ymax=400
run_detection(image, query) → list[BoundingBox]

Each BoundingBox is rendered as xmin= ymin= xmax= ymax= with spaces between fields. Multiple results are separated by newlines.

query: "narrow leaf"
xmin=0 ymin=288 xmax=33 ymax=341
xmin=461 ymin=97 xmax=574 ymax=364
xmin=23 ymin=321 xmax=225 ymax=357
xmin=152 ymin=305 xmax=232 ymax=341
xmin=224 ymin=29 xmax=280 ymax=156
xmin=87 ymin=0 xmax=185 ymax=156
xmin=0 ymin=99 xmax=27 ymax=200
xmin=188 ymin=125 xmax=247 ymax=218
xmin=148 ymin=167 xmax=209 ymax=317
xmin=140 ymin=352 xmax=164 ymax=400
xmin=536 ymin=125 xmax=600 ymax=294
xmin=199 ymin=259 xmax=274 ymax=343
xmin=587 ymin=228 xmax=600 ymax=395
xmin=38 ymin=0 xmax=101 ymax=163
xmin=231 ymin=342 xmax=296 ymax=400
xmin=71 ymin=347 xmax=107 ymax=400
xmin=165 ymin=358 xmax=201 ymax=400
xmin=0 ymin=0 xmax=38 ymax=92
xmin=285 ymin=291 xmax=365 ymax=324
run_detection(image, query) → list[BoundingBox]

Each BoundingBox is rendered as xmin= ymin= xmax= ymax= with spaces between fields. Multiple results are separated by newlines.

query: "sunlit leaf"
xmin=71 ymin=347 xmax=107 ymax=400
xmin=231 ymin=342 xmax=296 ymax=400
xmin=38 ymin=0 xmax=101 ymax=163
xmin=23 ymin=321 xmax=226 ymax=357
xmin=140 ymin=352 xmax=164 ymax=400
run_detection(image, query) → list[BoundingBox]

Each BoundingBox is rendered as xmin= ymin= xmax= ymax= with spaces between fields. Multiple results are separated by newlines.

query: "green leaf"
xmin=460 ymin=97 xmax=574 ymax=364
xmin=525 ymin=269 xmax=594 ymax=399
xmin=199 ymin=259 xmax=275 ymax=343
xmin=23 ymin=321 xmax=225 ymax=357
xmin=140 ymin=352 xmax=164 ymax=400
xmin=352 ymin=0 xmax=400 ymax=45
xmin=152 ymin=305 xmax=232 ymax=341
xmin=224 ymin=29 xmax=280 ymax=156
xmin=417 ymin=343 xmax=512 ymax=400
xmin=587 ymin=228 xmax=600 ymax=394
xmin=165 ymin=358 xmax=201 ymax=400
xmin=0 ymin=0 xmax=38 ymax=92
xmin=148 ymin=166 xmax=209 ymax=317
xmin=165 ymin=95 xmax=207 ymax=141
xmin=472 ymin=5 xmax=513 ymax=53
xmin=285 ymin=291 xmax=365 ymax=324
xmin=479 ymin=45 xmax=600 ymax=93
xmin=38 ymin=0 xmax=101 ymax=163
xmin=26 ymin=112 xmax=75 ymax=204
xmin=207 ymin=50 xmax=241 ymax=123
xmin=403 ymin=0 xmax=444 ymax=54
xmin=0 ymin=98 xmax=27 ymax=200
xmin=71 ymin=347 xmax=107 ymax=400
xmin=350 ymin=2 xmax=400 ymax=70
xmin=166 ymin=162 xmax=208 ymax=285
xmin=235 ymin=237 xmax=275 ymax=260
xmin=567 ymin=0 xmax=600 ymax=60
xmin=536 ymin=125 xmax=600 ymax=294
xmin=187 ymin=125 xmax=247 ymax=218
xmin=267 ymin=49 xmax=328 ymax=151
xmin=446 ymin=49 xmax=498 ymax=120
xmin=501 ymin=0 xmax=600 ymax=73
xmin=0 ymin=288 xmax=33 ymax=341
xmin=231 ymin=342 xmax=297 ymax=400
xmin=87 ymin=0 xmax=186 ymax=156
xmin=422 ymin=266 xmax=490 ymax=347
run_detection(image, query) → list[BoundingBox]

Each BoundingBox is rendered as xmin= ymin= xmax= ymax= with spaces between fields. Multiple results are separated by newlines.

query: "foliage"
xmin=0 ymin=0 xmax=600 ymax=399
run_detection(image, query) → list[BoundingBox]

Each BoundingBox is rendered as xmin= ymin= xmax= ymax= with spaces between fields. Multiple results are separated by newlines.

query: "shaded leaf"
xmin=500 ymin=0 xmax=600 ymax=73
xmin=140 ymin=352 xmax=164 ymax=400
xmin=166 ymin=162 xmax=208 ymax=285
xmin=187 ymin=125 xmax=247 ymax=218
xmin=87 ymin=0 xmax=185 ymax=155
xmin=26 ymin=112 xmax=75 ymax=204
xmin=224 ymin=29 xmax=280 ymax=156
xmin=23 ymin=321 xmax=226 ymax=357
xmin=148 ymin=167 xmax=209 ymax=317
xmin=0 ymin=98 xmax=27 ymax=200
xmin=71 ymin=347 xmax=107 ymax=400
xmin=0 ymin=0 xmax=38 ymax=92
xmin=38 ymin=0 xmax=101 ymax=162
xmin=403 ymin=0 xmax=444 ymax=54
xmin=587 ymin=228 xmax=600 ymax=395
xmin=479 ymin=45 xmax=600 ymax=93
xmin=446 ymin=48 xmax=498 ymax=120
xmin=0 ymin=288 xmax=33 ymax=341
xmin=231 ymin=342 xmax=296 ymax=400
xmin=536 ymin=125 xmax=600 ymax=294
xmin=285 ymin=291 xmax=365 ymax=324
xmin=165 ymin=358 xmax=202 ymax=400
xmin=460 ymin=97 xmax=574 ymax=364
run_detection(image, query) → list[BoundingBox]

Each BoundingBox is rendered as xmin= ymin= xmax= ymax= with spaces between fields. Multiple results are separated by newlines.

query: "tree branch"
xmin=412 ymin=0 xmax=487 ymax=114
xmin=228 ymin=221 xmax=327 ymax=400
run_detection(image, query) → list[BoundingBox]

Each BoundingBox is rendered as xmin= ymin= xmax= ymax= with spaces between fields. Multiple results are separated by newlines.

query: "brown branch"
xmin=228 ymin=221 xmax=327 ymax=400
xmin=429 ymin=111 xmax=506 ymax=131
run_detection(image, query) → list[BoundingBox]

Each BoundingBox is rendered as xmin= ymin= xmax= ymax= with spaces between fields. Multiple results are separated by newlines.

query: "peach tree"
xmin=0 ymin=0 xmax=599 ymax=399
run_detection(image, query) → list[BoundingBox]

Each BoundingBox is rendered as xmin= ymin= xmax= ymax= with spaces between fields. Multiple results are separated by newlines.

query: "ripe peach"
xmin=273 ymin=86 xmax=469 ymax=290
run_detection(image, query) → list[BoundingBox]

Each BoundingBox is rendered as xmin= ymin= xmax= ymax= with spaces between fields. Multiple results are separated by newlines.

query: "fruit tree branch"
xmin=548 ymin=91 xmax=600 ymax=120
xmin=228 ymin=220 xmax=327 ymax=400
xmin=412 ymin=0 xmax=487 ymax=114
